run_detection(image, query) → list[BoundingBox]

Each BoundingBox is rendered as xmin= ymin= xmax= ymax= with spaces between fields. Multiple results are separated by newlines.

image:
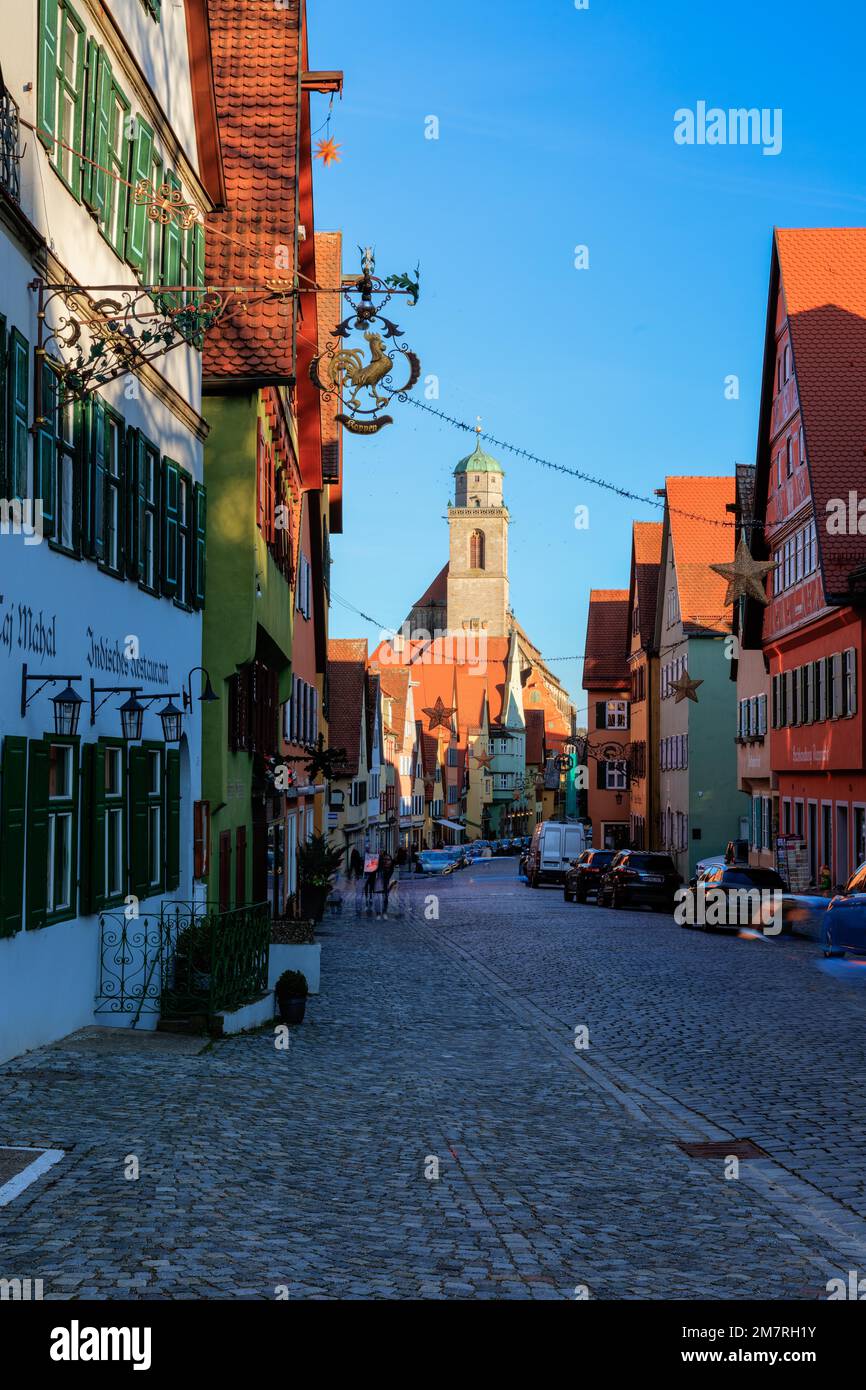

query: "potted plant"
xmin=275 ymin=968 xmax=308 ymax=1025
xmin=297 ymin=833 xmax=344 ymax=923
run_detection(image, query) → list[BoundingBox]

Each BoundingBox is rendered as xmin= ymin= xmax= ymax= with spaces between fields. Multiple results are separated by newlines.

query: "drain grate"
xmin=676 ymin=1139 xmax=769 ymax=1160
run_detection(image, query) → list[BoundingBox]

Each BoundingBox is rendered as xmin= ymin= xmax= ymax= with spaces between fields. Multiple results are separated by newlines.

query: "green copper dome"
xmin=454 ymin=437 xmax=505 ymax=476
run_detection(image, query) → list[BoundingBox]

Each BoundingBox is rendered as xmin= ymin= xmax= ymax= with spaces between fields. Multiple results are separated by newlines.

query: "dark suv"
xmin=564 ymin=849 xmax=615 ymax=903
xmin=598 ymin=851 xmax=682 ymax=911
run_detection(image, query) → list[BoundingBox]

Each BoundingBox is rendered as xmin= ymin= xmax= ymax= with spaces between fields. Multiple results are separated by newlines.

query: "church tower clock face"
xmin=446 ymin=433 xmax=509 ymax=639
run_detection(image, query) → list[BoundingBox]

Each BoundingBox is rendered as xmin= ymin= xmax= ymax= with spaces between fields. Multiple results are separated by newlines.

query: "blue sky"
xmin=308 ymin=0 xmax=866 ymax=719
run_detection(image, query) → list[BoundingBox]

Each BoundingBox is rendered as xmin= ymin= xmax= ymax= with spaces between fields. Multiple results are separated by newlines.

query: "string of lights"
xmin=403 ymin=397 xmax=758 ymax=533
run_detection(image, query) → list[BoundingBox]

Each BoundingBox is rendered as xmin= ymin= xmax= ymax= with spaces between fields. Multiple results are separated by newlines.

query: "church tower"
xmin=446 ymin=431 xmax=509 ymax=637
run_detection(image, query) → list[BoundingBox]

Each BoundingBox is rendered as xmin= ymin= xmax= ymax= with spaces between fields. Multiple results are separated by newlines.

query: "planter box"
xmin=210 ymin=990 xmax=275 ymax=1037
xmin=268 ymin=943 xmax=321 ymax=996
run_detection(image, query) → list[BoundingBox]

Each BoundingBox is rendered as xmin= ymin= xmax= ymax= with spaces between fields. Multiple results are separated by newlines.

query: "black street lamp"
xmin=20 ymin=664 xmax=84 ymax=734
xmin=118 ymin=693 xmax=146 ymax=742
xmin=183 ymin=666 xmax=219 ymax=712
xmin=158 ymin=699 xmax=184 ymax=742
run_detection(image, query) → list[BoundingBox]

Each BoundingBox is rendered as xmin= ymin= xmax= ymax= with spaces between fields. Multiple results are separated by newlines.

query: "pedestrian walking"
xmin=348 ymin=848 xmax=366 ymax=916
xmin=374 ymin=852 xmax=395 ymax=919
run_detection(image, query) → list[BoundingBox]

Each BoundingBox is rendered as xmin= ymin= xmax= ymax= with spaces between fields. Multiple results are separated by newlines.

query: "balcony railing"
xmin=0 ymin=84 xmax=21 ymax=202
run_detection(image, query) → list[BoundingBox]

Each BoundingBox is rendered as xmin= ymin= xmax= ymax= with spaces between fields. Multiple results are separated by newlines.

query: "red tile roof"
xmin=203 ymin=0 xmax=300 ymax=381
xmin=630 ymin=521 xmax=663 ymax=650
xmin=775 ymin=227 xmax=866 ymax=598
xmin=666 ymin=477 xmax=735 ymax=634
xmin=326 ymin=639 xmax=368 ymax=775
xmin=583 ymin=590 xmax=630 ymax=691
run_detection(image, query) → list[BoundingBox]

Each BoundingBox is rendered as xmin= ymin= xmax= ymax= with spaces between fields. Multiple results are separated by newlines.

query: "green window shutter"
xmin=81 ymin=37 xmax=99 ymax=207
xmin=161 ymin=171 xmax=182 ymax=309
xmin=137 ymin=434 xmax=149 ymax=579
xmin=192 ymin=221 xmax=206 ymax=347
xmin=91 ymin=47 xmax=113 ymax=224
xmin=125 ymin=426 xmax=140 ymax=580
xmin=165 ymin=748 xmax=181 ymax=890
xmin=37 ymin=0 xmax=60 ymax=149
xmin=193 ymin=481 xmax=206 ymax=608
xmin=128 ymin=746 xmax=149 ymax=900
xmin=80 ymin=741 xmax=106 ymax=914
xmin=125 ymin=116 xmax=154 ymax=274
xmin=161 ymin=458 xmax=179 ymax=596
xmin=35 ymin=361 xmax=57 ymax=536
xmin=0 ymin=736 xmax=27 ymax=937
xmin=26 ymin=740 xmax=50 ymax=931
xmin=91 ymin=396 xmax=106 ymax=561
xmin=8 ymin=329 xmax=29 ymax=500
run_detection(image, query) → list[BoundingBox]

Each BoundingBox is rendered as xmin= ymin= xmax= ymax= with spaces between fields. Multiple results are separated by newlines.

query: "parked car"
xmin=598 ymin=851 xmax=682 ymax=911
xmin=564 ymin=849 xmax=615 ymax=903
xmin=822 ymin=861 xmax=866 ymax=958
xmin=525 ymin=820 xmax=588 ymax=887
xmin=681 ymin=865 xmax=787 ymax=931
xmin=690 ymin=855 xmax=727 ymax=888
xmin=418 ymin=850 xmax=455 ymax=876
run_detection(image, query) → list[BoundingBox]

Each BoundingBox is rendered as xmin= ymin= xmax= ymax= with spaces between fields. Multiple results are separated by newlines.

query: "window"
xmin=605 ymin=760 xmax=627 ymax=791
xmin=844 ymin=648 xmax=857 ymax=718
xmin=757 ymin=693 xmax=767 ymax=735
xmin=37 ymin=360 xmax=82 ymax=551
xmin=47 ymin=742 xmax=74 ymax=916
xmin=140 ymin=437 xmax=160 ymax=592
xmin=39 ymin=0 xmax=86 ymax=196
xmin=176 ymin=471 xmax=191 ymax=606
xmin=667 ymin=587 xmax=680 ymax=627
xmin=831 ymin=652 xmax=843 ymax=719
xmin=786 ymin=435 xmax=793 ymax=477
xmin=104 ymin=743 xmax=124 ymax=900
xmin=447 ymin=746 xmax=458 ymax=767
xmin=469 ymin=529 xmax=485 ymax=570
xmin=772 ymin=519 xmax=818 ymax=595
xmin=297 ymin=554 xmax=311 ymax=618
xmin=606 ymin=700 xmax=628 ymax=730
xmin=815 ymin=659 xmax=826 ymax=722
xmin=448 ymin=785 xmax=459 ymax=804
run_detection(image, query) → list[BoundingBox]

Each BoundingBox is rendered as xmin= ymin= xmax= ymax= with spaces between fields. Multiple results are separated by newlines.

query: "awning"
xmin=434 ymin=818 xmax=466 ymax=833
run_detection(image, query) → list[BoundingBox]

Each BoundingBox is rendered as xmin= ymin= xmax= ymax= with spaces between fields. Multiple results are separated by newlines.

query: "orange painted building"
xmin=583 ymin=590 xmax=631 ymax=851
xmin=747 ymin=228 xmax=866 ymax=889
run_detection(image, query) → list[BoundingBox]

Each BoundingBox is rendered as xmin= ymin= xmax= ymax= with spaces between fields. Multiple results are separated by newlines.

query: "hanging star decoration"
xmin=670 ymin=670 xmax=704 ymax=704
xmin=423 ymin=697 xmax=456 ymax=732
xmin=314 ymin=136 xmax=342 ymax=167
xmin=710 ymin=537 xmax=776 ymax=607
xmin=472 ymin=744 xmax=494 ymax=770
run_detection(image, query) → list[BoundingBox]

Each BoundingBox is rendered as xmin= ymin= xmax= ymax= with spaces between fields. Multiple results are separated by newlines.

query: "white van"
xmin=526 ymin=820 xmax=587 ymax=887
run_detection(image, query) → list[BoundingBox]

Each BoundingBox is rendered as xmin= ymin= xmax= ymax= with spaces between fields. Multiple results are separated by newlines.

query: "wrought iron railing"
xmin=95 ymin=900 xmax=270 ymax=1022
xmin=0 ymin=84 xmax=21 ymax=202
xmin=161 ymin=901 xmax=270 ymax=1019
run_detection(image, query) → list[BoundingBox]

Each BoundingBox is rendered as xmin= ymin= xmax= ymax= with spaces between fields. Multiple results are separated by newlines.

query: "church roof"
xmin=412 ymin=562 xmax=449 ymax=609
xmin=454 ymin=438 xmax=504 ymax=476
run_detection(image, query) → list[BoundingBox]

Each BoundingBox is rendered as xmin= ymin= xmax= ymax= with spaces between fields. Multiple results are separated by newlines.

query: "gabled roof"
xmin=412 ymin=563 xmax=449 ymax=610
xmin=582 ymin=590 xmax=630 ymax=691
xmin=665 ymin=477 xmax=735 ymax=634
xmin=326 ymin=639 xmax=367 ymax=776
xmin=628 ymin=521 xmax=663 ymax=651
xmin=203 ymin=0 xmax=301 ymax=381
xmin=755 ymin=228 xmax=866 ymax=601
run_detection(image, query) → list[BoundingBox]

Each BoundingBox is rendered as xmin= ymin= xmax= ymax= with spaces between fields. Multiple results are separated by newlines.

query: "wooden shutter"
xmin=832 ymin=652 xmax=843 ymax=718
xmin=124 ymin=426 xmax=139 ymax=579
xmin=90 ymin=47 xmax=113 ymax=222
xmin=594 ymin=701 xmax=605 ymax=730
xmin=37 ymin=0 xmax=60 ymax=149
xmin=218 ymin=830 xmax=231 ymax=911
xmin=89 ymin=396 xmax=106 ymax=560
xmin=9 ymin=329 xmax=28 ymax=498
xmin=0 ymin=736 xmax=27 ymax=937
xmin=193 ymin=481 xmax=206 ymax=608
xmin=81 ymin=37 xmax=99 ymax=206
xmin=80 ymin=741 xmax=106 ymax=914
xmin=161 ymin=171 xmax=182 ymax=308
xmin=848 ymin=648 xmax=858 ymax=716
xmin=161 ymin=458 xmax=179 ymax=596
xmin=125 ymin=116 xmax=154 ymax=273
xmin=165 ymin=748 xmax=181 ymax=890
xmin=26 ymin=740 xmax=50 ymax=931
xmin=35 ymin=361 xmax=56 ymax=537
xmin=235 ymin=825 xmax=247 ymax=908
xmin=192 ymin=221 xmax=206 ymax=348
xmin=128 ymin=746 xmax=150 ymax=900
xmin=193 ymin=800 xmax=209 ymax=880
xmin=596 ymin=759 xmax=606 ymax=791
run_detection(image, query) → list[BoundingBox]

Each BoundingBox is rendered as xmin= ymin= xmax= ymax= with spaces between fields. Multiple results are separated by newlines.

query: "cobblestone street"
xmin=3 ymin=860 xmax=866 ymax=1300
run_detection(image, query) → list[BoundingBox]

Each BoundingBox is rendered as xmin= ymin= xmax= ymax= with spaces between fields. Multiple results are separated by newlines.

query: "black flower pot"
xmin=277 ymin=995 xmax=307 ymax=1025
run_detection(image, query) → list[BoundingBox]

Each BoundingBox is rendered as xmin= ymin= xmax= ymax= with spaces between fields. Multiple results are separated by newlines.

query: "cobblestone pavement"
xmin=1 ymin=859 xmax=866 ymax=1299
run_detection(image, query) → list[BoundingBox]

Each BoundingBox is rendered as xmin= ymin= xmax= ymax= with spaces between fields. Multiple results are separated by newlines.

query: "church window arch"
xmin=470 ymin=529 xmax=485 ymax=570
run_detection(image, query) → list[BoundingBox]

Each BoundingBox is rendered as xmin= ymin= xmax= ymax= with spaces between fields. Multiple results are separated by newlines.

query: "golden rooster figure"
xmin=328 ymin=332 xmax=393 ymax=411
